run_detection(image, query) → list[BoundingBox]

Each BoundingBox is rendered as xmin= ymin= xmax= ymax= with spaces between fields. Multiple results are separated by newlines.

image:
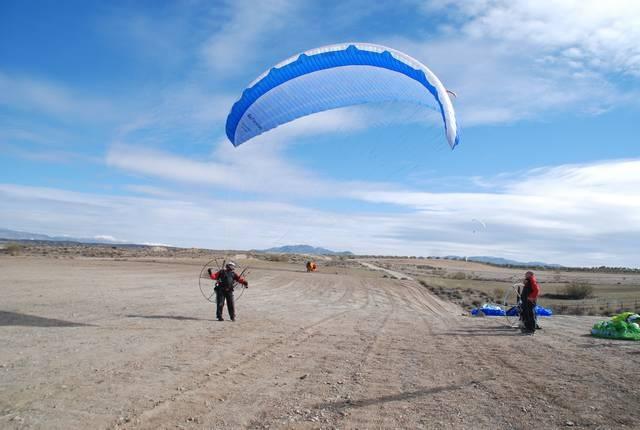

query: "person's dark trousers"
xmin=521 ymin=299 xmax=536 ymax=332
xmin=216 ymin=289 xmax=235 ymax=320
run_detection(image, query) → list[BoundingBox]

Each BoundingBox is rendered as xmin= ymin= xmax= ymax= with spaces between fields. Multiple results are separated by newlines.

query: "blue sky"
xmin=1 ymin=0 xmax=640 ymax=266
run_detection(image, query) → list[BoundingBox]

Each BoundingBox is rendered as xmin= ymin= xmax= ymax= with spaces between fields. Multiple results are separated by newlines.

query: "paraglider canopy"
xmin=226 ymin=43 xmax=459 ymax=149
xmin=471 ymin=218 xmax=487 ymax=233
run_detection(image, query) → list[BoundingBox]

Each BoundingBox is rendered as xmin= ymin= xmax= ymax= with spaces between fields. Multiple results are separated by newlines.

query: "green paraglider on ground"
xmin=591 ymin=312 xmax=640 ymax=341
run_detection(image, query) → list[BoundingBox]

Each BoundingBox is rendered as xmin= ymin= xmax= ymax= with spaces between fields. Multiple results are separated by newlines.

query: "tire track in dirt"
xmin=242 ymin=280 xmax=386 ymax=429
xmin=481 ymin=326 xmax=639 ymax=427
xmin=351 ymin=281 xmax=396 ymax=373
xmin=127 ymin=331 xmax=334 ymax=427
xmin=373 ymin=279 xmax=505 ymax=427
xmin=401 ymin=310 xmax=502 ymax=427
xmin=127 ymin=276 xmax=365 ymax=428
xmin=352 ymin=283 xmax=402 ymax=429
xmin=317 ymin=279 xmax=439 ymax=429
xmin=231 ymin=277 xmax=380 ymax=428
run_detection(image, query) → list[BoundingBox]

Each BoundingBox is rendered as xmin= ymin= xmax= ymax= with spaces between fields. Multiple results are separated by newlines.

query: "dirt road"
xmin=1 ymin=256 xmax=639 ymax=429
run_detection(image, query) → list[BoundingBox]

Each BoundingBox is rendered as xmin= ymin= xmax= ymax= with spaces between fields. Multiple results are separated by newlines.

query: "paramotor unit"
xmin=198 ymin=259 xmax=250 ymax=303
xmin=502 ymin=282 xmax=523 ymax=328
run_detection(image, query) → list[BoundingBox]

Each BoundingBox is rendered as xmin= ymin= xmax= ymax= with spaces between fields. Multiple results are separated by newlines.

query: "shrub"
xmin=573 ymin=307 xmax=586 ymax=316
xmin=492 ymin=287 xmax=505 ymax=301
xmin=4 ymin=242 xmax=24 ymax=256
xmin=449 ymin=271 xmax=467 ymax=280
xmin=264 ymin=254 xmax=288 ymax=262
xmin=562 ymin=282 xmax=594 ymax=300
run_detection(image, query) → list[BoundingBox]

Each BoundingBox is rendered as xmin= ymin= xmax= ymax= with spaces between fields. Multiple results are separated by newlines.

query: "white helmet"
xmin=225 ymin=261 xmax=237 ymax=270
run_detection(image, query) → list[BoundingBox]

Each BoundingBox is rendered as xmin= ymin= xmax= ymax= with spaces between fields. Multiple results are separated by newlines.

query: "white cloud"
xmin=107 ymin=107 xmax=383 ymax=196
xmin=93 ymin=234 xmax=124 ymax=242
xmin=0 ymin=183 xmax=371 ymax=253
xmin=0 ymin=72 xmax=116 ymax=121
xmin=106 ymin=141 xmax=326 ymax=196
xmin=389 ymin=0 xmax=640 ymax=125
xmin=345 ymin=158 xmax=640 ymax=265
xmin=388 ymin=36 xmax=621 ymax=126
xmin=5 ymin=158 xmax=640 ymax=267
xmin=200 ymin=0 xmax=296 ymax=76
xmin=431 ymin=0 xmax=640 ymax=77
xmin=0 ymin=143 xmax=100 ymax=164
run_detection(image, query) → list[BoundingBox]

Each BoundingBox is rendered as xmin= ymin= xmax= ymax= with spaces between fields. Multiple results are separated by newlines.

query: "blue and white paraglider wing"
xmin=226 ymin=43 xmax=459 ymax=149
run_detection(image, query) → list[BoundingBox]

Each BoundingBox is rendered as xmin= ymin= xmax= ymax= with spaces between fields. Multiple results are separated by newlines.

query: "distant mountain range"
xmin=256 ymin=244 xmax=354 ymax=256
xmin=445 ymin=255 xmax=563 ymax=268
xmin=1 ymin=229 xmax=560 ymax=266
xmin=0 ymin=228 xmax=125 ymax=244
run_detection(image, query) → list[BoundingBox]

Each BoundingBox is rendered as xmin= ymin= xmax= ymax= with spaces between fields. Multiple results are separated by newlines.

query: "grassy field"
xmin=370 ymin=258 xmax=640 ymax=316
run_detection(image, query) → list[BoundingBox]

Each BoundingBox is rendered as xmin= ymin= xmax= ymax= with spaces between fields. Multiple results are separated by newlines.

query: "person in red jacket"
xmin=520 ymin=271 xmax=540 ymax=334
xmin=207 ymin=261 xmax=248 ymax=321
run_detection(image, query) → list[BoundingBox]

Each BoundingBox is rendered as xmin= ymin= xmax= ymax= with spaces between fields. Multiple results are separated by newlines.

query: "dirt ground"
xmin=1 ymin=255 xmax=639 ymax=429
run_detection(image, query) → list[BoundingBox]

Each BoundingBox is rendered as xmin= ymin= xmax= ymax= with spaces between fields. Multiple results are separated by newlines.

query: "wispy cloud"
xmin=3 ymin=1 xmax=640 ymax=268
xmin=351 ymin=159 xmax=640 ymax=264
xmin=386 ymin=0 xmax=640 ymax=125
xmin=0 ymin=142 xmax=100 ymax=164
xmin=0 ymin=72 xmax=116 ymax=121
xmin=107 ymin=107 xmax=377 ymax=195
xmin=0 ymin=183 xmax=367 ymax=252
xmin=425 ymin=0 xmax=640 ymax=77
xmin=200 ymin=0 xmax=297 ymax=76
xmin=6 ymin=157 xmax=640 ymax=266
xmin=106 ymin=141 xmax=325 ymax=196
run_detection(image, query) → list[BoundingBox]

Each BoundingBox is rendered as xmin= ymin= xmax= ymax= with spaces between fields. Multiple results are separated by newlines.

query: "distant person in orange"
xmin=306 ymin=261 xmax=317 ymax=272
xmin=207 ymin=261 xmax=248 ymax=321
xmin=521 ymin=271 xmax=540 ymax=334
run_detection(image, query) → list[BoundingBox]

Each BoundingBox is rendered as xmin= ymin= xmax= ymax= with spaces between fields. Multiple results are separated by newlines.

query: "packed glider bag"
xmin=226 ymin=43 xmax=459 ymax=149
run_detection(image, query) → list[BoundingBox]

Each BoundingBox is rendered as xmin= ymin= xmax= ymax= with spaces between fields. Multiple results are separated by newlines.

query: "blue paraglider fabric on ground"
xmin=471 ymin=304 xmax=505 ymax=317
xmin=505 ymin=305 xmax=553 ymax=317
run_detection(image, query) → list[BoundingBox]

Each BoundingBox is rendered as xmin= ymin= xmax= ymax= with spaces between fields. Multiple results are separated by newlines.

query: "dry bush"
xmin=562 ymin=282 xmax=594 ymax=300
xmin=573 ymin=307 xmax=586 ymax=316
xmin=4 ymin=243 xmax=24 ymax=256
xmin=448 ymin=271 xmax=467 ymax=280
xmin=264 ymin=254 xmax=288 ymax=262
xmin=492 ymin=287 xmax=505 ymax=301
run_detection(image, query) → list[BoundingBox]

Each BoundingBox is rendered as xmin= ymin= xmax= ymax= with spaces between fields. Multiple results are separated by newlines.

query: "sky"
xmin=1 ymin=0 xmax=640 ymax=267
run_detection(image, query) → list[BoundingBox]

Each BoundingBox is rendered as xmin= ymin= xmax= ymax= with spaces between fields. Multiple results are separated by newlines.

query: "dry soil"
xmin=1 ymin=256 xmax=639 ymax=429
